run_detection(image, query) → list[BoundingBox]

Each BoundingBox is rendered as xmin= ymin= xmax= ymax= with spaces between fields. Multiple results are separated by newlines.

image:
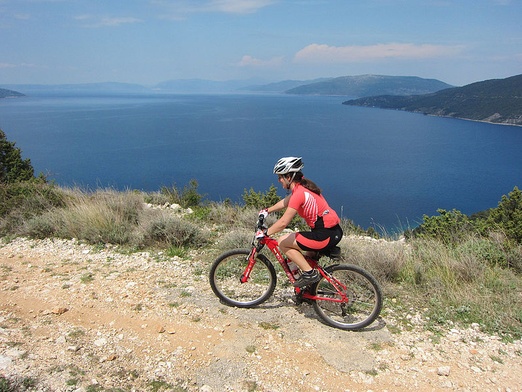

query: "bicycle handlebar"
xmin=257 ymin=215 xmax=266 ymax=229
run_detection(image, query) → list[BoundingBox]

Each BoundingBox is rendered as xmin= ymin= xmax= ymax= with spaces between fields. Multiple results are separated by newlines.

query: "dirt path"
xmin=1 ymin=237 xmax=521 ymax=391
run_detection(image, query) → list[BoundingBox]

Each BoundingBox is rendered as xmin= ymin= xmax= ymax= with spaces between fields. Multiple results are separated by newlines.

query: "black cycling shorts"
xmin=295 ymin=224 xmax=343 ymax=252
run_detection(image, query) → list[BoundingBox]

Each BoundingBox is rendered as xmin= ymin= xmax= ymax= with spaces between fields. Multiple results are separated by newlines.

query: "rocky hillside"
xmin=343 ymin=74 xmax=522 ymax=126
xmin=1 ymin=236 xmax=521 ymax=391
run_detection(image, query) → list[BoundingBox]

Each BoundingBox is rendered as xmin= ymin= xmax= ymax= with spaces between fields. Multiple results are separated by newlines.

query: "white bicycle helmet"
xmin=273 ymin=157 xmax=304 ymax=175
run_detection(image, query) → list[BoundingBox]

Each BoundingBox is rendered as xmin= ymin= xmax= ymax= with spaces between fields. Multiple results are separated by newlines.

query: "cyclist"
xmin=257 ymin=157 xmax=343 ymax=288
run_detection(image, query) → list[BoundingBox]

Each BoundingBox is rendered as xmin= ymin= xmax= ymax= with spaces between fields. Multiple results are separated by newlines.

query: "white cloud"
xmin=14 ymin=14 xmax=31 ymax=20
xmin=0 ymin=62 xmax=38 ymax=69
xmin=98 ymin=17 xmax=142 ymax=27
xmin=208 ymin=0 xmax=276 ymax=14
xmin=237 ymin=55 xmax=284 ymax=67
xmin=152 ymin=0 xmax=275 ymax=18
xmin=75 ymin=15 xmax=142 ymax=27
xmin=294 ymin=43 xmax=464 ymax=63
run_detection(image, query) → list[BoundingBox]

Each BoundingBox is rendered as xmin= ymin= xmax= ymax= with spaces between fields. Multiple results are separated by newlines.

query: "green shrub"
xmin=0 ymin=129 xmax=35 ymax=184
xmin=160 ymin=179 xmax=205 ymax=208
xmin=17 ymin=188 xmax=141 ymax=244
xmin=214 ymin=229 xmax=253 ymax=253
xmin=54 ymin=189 xmax=142 ymax=244
xmin=21 ymin=213 xmax=58 ymax=239
xmin=413 ymin=208 xmax=473 ymax=243
xmin=485 ymin=186 xmax=522 ymax=243
xmin=339 ymin=237 xmax=407 ymax=283
xmin=455 ymin=236 xmax=507 ymax=269
xmin=0 ymin=182 xmax=66 ymax=236
xmin=413 ymin=187 xmax=522 ymax=248
xmin=205 ymin=204 xmax=267 ymax=229
xmin=505 ymin=244 xmax=522 ymax=273
xmin=0 ymin=375 xmax=37 ymax=391
xmin=140 ymin=209 xmax=210 ymax=248
xmin=242 ymin=184 xmax=280 ymax=209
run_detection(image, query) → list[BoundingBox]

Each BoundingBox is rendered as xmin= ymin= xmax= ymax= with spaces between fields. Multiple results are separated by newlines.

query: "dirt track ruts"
xmin=1 ymin=237 xmax=521 ymax=391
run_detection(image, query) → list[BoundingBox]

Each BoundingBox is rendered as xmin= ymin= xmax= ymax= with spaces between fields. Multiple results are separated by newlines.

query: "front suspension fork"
xmin=240 ymin=248 xmax=258 ymax=283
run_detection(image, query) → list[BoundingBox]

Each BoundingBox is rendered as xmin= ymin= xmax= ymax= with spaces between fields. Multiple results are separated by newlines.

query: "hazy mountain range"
xmin=1 ymin=74 xmax=452 ymax=97
xmin=3 ymin=74 xmax=521 ymax=126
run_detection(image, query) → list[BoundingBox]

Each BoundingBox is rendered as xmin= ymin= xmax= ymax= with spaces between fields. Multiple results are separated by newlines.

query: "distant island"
xmin=284 ymin=75 xmax=453 ymax=97
xmin=343 ymin=74 xmax=522 ymax=126
xmin=0 ymin=88 xmax=24 ymax=99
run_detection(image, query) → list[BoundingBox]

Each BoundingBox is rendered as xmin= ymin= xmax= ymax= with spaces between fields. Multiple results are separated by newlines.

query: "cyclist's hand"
xmin=258 ymin=208 xmax=269 ymax=219
xmin=255 ymin=228 xmax=267 ymax=239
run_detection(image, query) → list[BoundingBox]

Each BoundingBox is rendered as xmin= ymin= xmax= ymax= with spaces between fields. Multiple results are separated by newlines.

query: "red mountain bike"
xmin=209 ymin=216 xmax=383 ymax=330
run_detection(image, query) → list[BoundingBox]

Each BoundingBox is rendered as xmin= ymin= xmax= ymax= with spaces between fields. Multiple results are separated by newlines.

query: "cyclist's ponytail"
xmin=293 ymin=172 xmax=321 ymax=195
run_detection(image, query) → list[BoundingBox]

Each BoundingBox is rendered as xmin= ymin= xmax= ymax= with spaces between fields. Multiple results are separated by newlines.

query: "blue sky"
xmin=1 ymin=0 xmax=521 ymax=86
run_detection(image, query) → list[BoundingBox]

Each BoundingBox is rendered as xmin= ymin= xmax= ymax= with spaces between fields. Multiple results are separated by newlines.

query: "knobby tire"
xmin=209 ymin=249 xmax=277 ymax=308
xmin=311 ymin=264 xmax=383 ymax=330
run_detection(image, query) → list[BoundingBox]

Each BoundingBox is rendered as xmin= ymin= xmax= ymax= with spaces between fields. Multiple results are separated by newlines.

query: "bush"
xmin=0 ymin=129 xmax=35 ymax=184
xmin=242 ymin=184 xmax=280 ymax=209
xmin=455 ymin=236 xmax=508 ymax=269
xmin=413 ymin=208 xmax=474 ymax=243
xmin=139 ymin=209 xmax=210 ymax=248
xmin=160 ymin=179 xmax=205 ymax=208
xmin=17 ymin=188 xmax=141 ymax=244
xmin=213 ymin=229 xmax=253 ymax=253
xmin=485 ymin=186 xmax=522 ymax=243
xmin=0 ymin=375 xmax=37 ymax=391
xmin=0 ymin=181 xmax=66 ymax=236
xmin=413 ymin=187 xmax=522 ymax=247
xmin=339 ymin=236 xmax=407 ymax=283
xmin=54 ymin=189 xmax=141 ymax=244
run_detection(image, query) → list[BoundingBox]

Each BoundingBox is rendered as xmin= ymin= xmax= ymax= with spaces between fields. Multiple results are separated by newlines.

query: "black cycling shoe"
xmin=293 ymin=269 xmax=321 ymax=288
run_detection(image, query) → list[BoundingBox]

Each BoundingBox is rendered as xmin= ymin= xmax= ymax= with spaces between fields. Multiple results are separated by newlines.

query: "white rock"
xmin=0 ymin=355 xmax=13 ymax=370
xmin=94 ymin=337 xmax=108 ymax=347
xmin=437 ymin=366 xmax=451 ymax=376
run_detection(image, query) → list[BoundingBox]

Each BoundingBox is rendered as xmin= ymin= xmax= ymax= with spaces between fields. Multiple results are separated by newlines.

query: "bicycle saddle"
xmin=318 ymin=246 xmax=341 ymax=260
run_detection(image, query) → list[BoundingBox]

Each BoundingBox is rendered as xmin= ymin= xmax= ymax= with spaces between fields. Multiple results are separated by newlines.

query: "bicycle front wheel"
xmin=311 ymin=264 xmax=383 ymax=330
xmin=209 ymin=249 xmax=277 ymax=308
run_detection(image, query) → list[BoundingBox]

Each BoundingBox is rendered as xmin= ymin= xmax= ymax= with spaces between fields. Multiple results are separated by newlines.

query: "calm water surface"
xmin=1 ymin=93 xmax=521 ymax=232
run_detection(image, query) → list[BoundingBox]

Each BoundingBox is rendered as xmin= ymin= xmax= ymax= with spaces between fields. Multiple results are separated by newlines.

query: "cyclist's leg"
xmin=278 ymin=233 xmax=312 ymax=272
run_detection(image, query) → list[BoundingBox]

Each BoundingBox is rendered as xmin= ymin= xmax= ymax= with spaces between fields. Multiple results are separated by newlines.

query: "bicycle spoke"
xmin=312 ymin=265 xmax=382 ymax=330
xmin=209 ymin=249 xmax=277 ymax=308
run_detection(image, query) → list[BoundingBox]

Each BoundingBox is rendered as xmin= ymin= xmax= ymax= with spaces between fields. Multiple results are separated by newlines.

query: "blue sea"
xmin=1 ymin=92 xmax=521 ymax=232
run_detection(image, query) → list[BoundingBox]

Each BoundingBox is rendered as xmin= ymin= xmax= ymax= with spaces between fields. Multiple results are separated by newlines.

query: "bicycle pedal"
xmin=293 ymin=288 xmax=314 ymax=305
xmin=292 ymin=295 xmax=304 ymax=305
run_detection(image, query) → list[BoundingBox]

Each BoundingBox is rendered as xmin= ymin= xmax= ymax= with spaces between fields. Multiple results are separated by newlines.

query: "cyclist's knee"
xmin=279 ymin=233 xmax=299 ymax=252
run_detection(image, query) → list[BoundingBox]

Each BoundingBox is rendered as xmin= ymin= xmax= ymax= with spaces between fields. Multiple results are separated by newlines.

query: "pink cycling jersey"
xmin=288 ymin=184 xmax=340 ymax=229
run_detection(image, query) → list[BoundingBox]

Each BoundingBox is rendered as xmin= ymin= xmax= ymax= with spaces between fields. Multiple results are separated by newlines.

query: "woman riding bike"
xmin=256 ymin=157 xmax=343 ymax=288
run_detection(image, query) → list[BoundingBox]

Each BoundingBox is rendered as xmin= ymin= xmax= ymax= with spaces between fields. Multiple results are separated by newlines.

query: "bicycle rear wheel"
xmin=311 ymin=264 xmax=382 ymax=330
xmin=209 ymin=249 xmax=277 ymax=308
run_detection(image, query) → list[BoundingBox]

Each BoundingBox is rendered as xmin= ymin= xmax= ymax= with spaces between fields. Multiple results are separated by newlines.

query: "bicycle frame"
xmin=242 ymin=235 xmax=350 ymax=304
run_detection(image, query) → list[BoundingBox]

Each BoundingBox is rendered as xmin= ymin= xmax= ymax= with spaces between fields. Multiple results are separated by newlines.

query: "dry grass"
xmin=19 ymin=187 xmax=210 ymax=249
xmin=333 ymin=234 xmax=521 ymax=339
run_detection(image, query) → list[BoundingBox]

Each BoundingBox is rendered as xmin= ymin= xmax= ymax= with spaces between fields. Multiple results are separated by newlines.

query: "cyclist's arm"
xmin=267 ymin=195 xmax=290 ymax=214
xmin=266 ymin=207 xmax=297 ymax=237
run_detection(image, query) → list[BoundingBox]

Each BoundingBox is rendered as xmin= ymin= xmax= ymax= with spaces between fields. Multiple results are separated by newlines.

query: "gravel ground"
xmin=1 ymin=237 xmax=521 ymax=392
